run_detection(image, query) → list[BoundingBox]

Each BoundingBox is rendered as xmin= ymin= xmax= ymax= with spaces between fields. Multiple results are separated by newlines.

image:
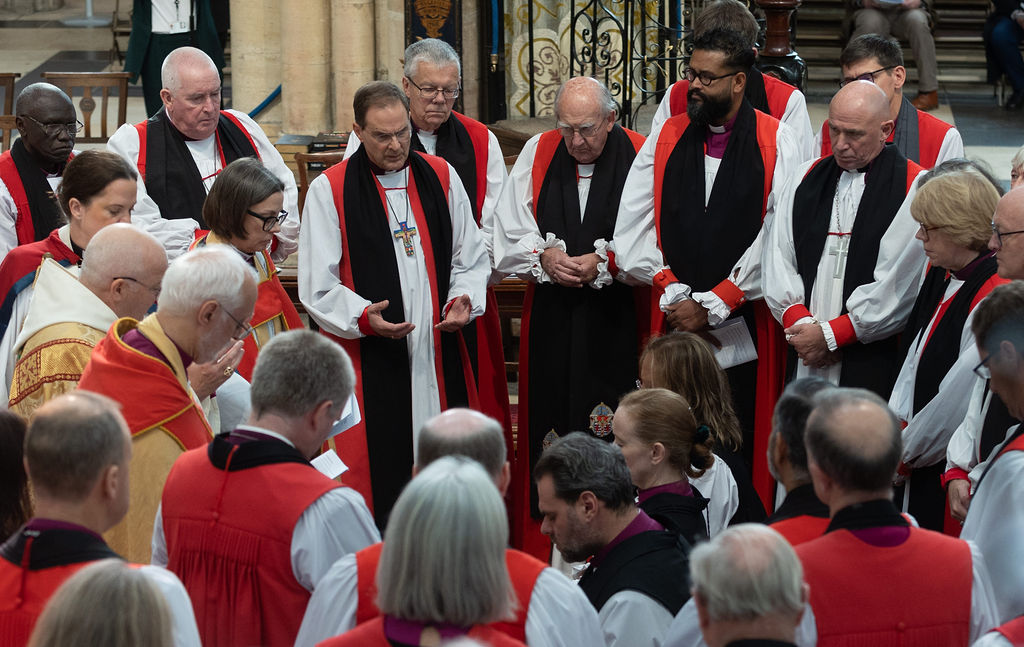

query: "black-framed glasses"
xmin=113 ymin=276 xmax=161 ymax=298
xmin=991 ymin=221 xmax=1024 ymax=247
xmin=974 ymin=353 xmax=993 ymax=380
xmin=246 ymin=209 xmax=288 ymax=232
xmin=216 ymin=301 xmax=253 ymax=340
xmin=684 ymin=68 xmax=740 ymax=86
xmin=840 ymin=65 xmax=898 ymax=87
xmin=23 ymin=115 xmax=83 ymax=137
xmin=557 ymin=122 xmax=602 ymax=138
xmin=405 ymin=75 xmax=460 ymax=100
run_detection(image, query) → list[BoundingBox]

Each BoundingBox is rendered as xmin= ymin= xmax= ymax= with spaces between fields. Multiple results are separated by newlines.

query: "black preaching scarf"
xmin=892 ymin=95 xmax=922 ymax=165
xmin=9 ymin=138 xmax=65 ymax=242
xmin=658 ymin=99 xmax=765 ymax=292
xmin=342 ymin=146 xmax=467 ymax=521
xmin=744 ymin=69 xmax=772 ymax=117
xmin=144 ymin=107 xmax=258 ymax=228
xmin=413 ymin=113 xmax=479 ymax=220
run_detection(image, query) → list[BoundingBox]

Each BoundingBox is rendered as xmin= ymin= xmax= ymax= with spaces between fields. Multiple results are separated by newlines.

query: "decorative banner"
xmin=407 ymin=0 xmax=462 ymax=52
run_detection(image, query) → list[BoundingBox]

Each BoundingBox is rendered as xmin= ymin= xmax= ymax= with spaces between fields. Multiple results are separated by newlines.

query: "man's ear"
xmin=578 ymin=490 xmax=600 ymax=521
xmin=197 ymin=299 xmax=218 ymax=327
xmin=101 ymin=463 xmax=121 ymax=502
xmin=880 ymin=119 xmax=895 ymax=141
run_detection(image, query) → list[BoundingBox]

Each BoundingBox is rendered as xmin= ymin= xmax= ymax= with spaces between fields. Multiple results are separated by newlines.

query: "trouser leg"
xmin=893 ymin=8 xmax=938 ymax=92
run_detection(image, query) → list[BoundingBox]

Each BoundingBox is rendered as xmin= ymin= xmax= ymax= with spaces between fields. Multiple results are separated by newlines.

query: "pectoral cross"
xmin=828 ymin=234 xmax=850 ymax=280
xmin=393 ymin=221 xmax=418 ymax=257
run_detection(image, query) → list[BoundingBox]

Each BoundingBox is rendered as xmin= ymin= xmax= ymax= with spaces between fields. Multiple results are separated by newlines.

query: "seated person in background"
xmin=640 ymin=332 xmax=765 ymax=532
xmin=889 ymin=162 xmax=1007 ymax=534
xmin=613 ymin=388 xmax=714 ymax=545
xmin=0 ymin=83 xmax=77 ymax=257
xmin=0 ymin=410 xmax=29 ymax=541
xmin=318 ymin=457 xmax=526 ymax=647
xmin=193 ymin=157 xmax=303 ymax=382
xmin=9 ymin=224 xmax=167 ymax=418
xmin=535 ymin=432 xmax=692 ymax=647
xmin=985 ymin=1 xmax=1024 ymax=109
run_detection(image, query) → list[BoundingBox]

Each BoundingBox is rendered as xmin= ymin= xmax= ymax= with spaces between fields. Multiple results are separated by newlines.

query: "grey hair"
xmin=404 ymin=38 xmax=462 ymax=78
xmin=377 ymin=456 xmax=514 ymax=626
xmin=156 ymin=246 xmax=257 ymax=314
xmin=25 ymin=392 xmax=127 ymax=502
xmin=416 ymin=409 xmax=506 ymax=479
xmin=690 ymin=524 xmax=804 ymax=622
xmin=160 ymin=46 xmax=218 ymax=93
xmin=250 ymin=330 xmax=355 ymax=419
xmin=553 ymin=77 xmax=617 ymax=122
xmin=1012 ymin=145 xmax=1024 ymax=178
xmin=918 ymin=157 xmax=1004 ymax=196
xmin=533 ymin=432 xmax=634 ymax=511
xmin=27 ymin=559 xmax=173 ymax=647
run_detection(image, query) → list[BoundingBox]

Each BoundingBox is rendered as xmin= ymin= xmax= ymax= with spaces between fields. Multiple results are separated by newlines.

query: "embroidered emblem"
xmin=542 ymin=429 xmax=559 ymax=450
xmin=589 ymin=402 xmax=614 ymax=437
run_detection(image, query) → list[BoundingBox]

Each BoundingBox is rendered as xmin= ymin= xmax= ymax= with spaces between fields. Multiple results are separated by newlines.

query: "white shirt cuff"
xmin=692 ymin=291 xmax=731 ymax=327
xmin=531 ymin=233 xmax=566 ymax=283
xmin=591 ymin=238 xmax=613 ymax=289
xmin=821 ymin=321 xmax=839 ymax=352
xmin=659 ymin=282 xmax=692 ymax=311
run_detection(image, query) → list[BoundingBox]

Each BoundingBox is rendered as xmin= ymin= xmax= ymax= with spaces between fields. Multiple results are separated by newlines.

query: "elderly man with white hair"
xmin=107 ymin=46 xmax=298 ymax=261
xmin=77 ymin=245 xmax=257 ymax=564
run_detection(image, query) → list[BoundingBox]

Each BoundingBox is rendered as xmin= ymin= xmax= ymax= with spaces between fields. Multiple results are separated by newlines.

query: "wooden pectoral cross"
xmin=828 ymin=234 xmax=850 ymax=280
xmin=393 ymin=221 xmax=418 ymax=257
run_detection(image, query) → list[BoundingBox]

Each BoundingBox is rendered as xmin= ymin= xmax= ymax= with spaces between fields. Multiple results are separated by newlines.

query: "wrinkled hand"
xmin=570 ymin=253 xmax=602 ymax=285
xmin=948 ymin=479 xmax=971 ymax=522
xmin=666 ymin=299 xmax=710 ymax=333
xmin=436 ymin=294 xmax=472 ymax=332
xmin=785 ymin=322 xmax=837 ymax=368
xmin=188 ymin=340 xmax=245 ymax=401
xmin=540 ymin=248 xmax=583 ymax=287
xmin=366 ymin=300 xmax=416 ymax=339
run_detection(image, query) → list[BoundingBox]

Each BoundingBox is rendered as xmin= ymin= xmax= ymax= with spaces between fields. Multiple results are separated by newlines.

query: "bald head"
xmin=80 ymin=224 xmax=167 ymax=320
xmin=827 ymin=81 xmax=893 ymax=171
xmin=416 ymin=408 xmax=506 ymax=481
xmin=804 ymin=388 xmax=901 ymax=495
xmin=832 ymin=80 xmax=890 ymax=122
xmin=554 ymin=77 xmax=615 ymax=122
xmin=161 ymin=46 xmax=218 ymax=92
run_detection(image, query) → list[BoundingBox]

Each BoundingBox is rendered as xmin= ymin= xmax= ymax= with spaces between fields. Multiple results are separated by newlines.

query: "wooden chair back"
xmin=0 ymin=73 xmax=20 ymax=115
xmin=41 ymin=71 xmax=131 ymax=143
xmin=294 ymin=151 xmax=347 ymax=214
xmin=0 ymin=114 xmax=16 ymax=153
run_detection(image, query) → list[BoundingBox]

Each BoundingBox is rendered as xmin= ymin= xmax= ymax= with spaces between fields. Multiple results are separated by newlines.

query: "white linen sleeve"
xmin=290 ymin=486 xmax=381 ymax=591
xmin=936 ymin=128 xmax=966 ymax=166
xmin=844 ymin=172 xmax=928 ymax=343
xmin=480 ymin=130 xmax=508 ymax=282
xmin=687 ymin=454 xmax=738 ymax=538
xmin=968 ymin=539 xmax=1001 ymax=643
xmin=598 ymin=590 xmax=675 ymax=647
xmin=151 ymin=502 xmax=168 ymax=567
xmin=812 ymin=123 xmax=825 ymax=160
xmin=293 ymin=552 xmax=360 ymax=647
xmin=297 ymin=173 xmax=373 ymax=338
xmin=946 ymin=381 xmax=988 ymax=475
xmin=443 ymin=161 xmax=489 ymax=319
xmin=226 ymin=110 xmax=300 ymax=263
xmin=762 ymin=158 xmax=816 ymax=325
xmin=782 ymin=90 xmax=816 ymax=162
xmin=138 ymin=564 xmax=203 ymax=647
xmin=492 ymin=135 xmax=549 ymax=279
xmin=343 ymin=131 xmax=361 ymax=160
xmin=972 ymin=633 xmax=1014 ymax=647
xmin=0 ymin=181 xmax=19 ymax=261
xmin=106 ymin=122 xmax=199 ymax=260
xmin=661 ymin=598 xmax=706 ymax=647
xmin=525 ymin=568 xmax=605 ymax=647
xmin=649 ymin=82 xmax=678 ymax=135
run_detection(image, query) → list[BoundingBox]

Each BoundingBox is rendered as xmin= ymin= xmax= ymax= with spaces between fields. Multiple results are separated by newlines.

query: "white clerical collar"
xmin=234 ymin=424 xmax=295 ymax=448
xmin=708 ymin=123 xmax=727 ymax=134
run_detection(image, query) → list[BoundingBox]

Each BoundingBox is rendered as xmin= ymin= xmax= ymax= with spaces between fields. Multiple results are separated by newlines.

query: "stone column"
xmin=375 ymin=0 xmax=405 ymax=81
xmin=231 ymin=0 xmax=284 ymax=137
xmin=281 ymin=0 xmax=332 ymax=134
xmin=332 ymin=0 xmax=377 ymax=130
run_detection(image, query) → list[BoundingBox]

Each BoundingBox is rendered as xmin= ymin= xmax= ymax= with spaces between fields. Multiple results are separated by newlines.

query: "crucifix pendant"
xmin=393 ymin=221 xmax=418 ymax=257
xmin=829 ymin=235 xmax=850 ymax=280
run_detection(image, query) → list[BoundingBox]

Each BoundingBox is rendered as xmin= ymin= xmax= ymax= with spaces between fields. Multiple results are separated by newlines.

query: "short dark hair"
xmin=533 ymin=432 xmax=634 ymax=511
xmin=973 ymin=281 xmax=1024 ymax=355
xmin=203 ymin=158 xmax=284 ymax=241
xmin=694 ymin=0 xmax=759 ymax=47
xmin=692 ymin=28 xmax=757 ymax=72
xmin=804 ymin=388 xmax=902 ymax=492
xmin=772 ymin=377 xmax=834 ymax=475
xmin=58 ymin=150 xmax=137 ymax=218
xmin=353 ymin=81 xmax=409 ymax=129
xmin=840 ymin=34 xmax=904 ymax=70
xmin=0 ymin=410 xmax=29 ymax=539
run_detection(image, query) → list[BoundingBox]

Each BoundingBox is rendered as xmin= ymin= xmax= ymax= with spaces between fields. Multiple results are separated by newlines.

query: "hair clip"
xmin=695 ymin=424 xmax=711 ymax=443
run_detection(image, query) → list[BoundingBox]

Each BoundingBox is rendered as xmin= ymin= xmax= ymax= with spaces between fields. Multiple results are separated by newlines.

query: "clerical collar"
xmin=951 ymin=250 xmax=995 ymax=282
xmin=826 ymin=498 xmax=910 ymax=547
xmin=384 ymin=616 xmax=470 ymax=643
xmin=367 ymin=157 xmax=410 ymax=176
xmin=229 ymin=424 xmax=294 ymax=448
xmin=25 ymin=518 xmax=103 ymax=541
xmin=705 ymin=112 xmax=737 ymax=159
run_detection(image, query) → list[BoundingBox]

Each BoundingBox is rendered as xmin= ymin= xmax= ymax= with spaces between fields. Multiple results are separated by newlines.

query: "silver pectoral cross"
xmin=829 ymin=235 xmax=850 ymax=280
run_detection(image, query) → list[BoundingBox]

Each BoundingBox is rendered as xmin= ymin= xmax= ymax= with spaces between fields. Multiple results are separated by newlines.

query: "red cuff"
xmin=442 ymin=299 xmax=455 ymax=318
xmin=897 ymin=461 xmax=912 ymax=477
xmin=828 ymin=314 xmax=857 ymax=348
xmin=607 ymin=249 xmax=619 ymax=278
xmin=358 ymin=307 xmax=375 ymax=336
xmin=652 ymin=269 xmax=680 ymax=292
xmin=782 ymin=304 xmax=813 ymax=328
xmin=941 ymin=468 xmax=970 ymax=489
xmin=710 ymin=280 xmax=746 ymax=311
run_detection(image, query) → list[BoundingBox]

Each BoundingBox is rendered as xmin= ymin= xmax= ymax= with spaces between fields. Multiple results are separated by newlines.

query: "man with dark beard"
xmin=615 ymin=28 xmax=801 ymax=513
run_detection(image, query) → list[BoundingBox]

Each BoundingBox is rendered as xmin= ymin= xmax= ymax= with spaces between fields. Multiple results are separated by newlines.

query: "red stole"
xmin=133 ymin=110 xmax=259 ymax=182
xmin=0 ymin=229 xmax=80 ymax=340
xmin=768 ymin=515 xmax=830 ymax=546
xmin=0 ymin=150 xmax=74 ymax=246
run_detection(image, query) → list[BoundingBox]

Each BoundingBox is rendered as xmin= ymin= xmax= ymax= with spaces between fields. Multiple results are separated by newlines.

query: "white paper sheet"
xmin=311 ymin=449 xmax=348 ymax=478
xmin=709 ymin=318 xmax=758 ymax=369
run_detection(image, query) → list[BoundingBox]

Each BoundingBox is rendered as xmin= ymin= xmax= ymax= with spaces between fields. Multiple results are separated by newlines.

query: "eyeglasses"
xmin=216 ymin=301 xmax=253 ymax=340
xmin=23 ymin=115 xmax=83 ymax=137
xmin=974 ymin=352 xmax=993 ymax=380
xmin=840 ymin=65 xmax=897 ymax=87
xmin=557 ymin=122 xmax=603 ymax=138
xmin=991 ymin=221 xmax=1024 ymax=247
xmin=684 ymin=68 xmax=741 ymax=86
xmin=405 ymin=76 xmax=460 ymax=100
xmin=113 ymin=276 xmax=161 ymax=298
xmin=368 ymin=126 xmax=412 ymax=145
xmin=246 ymin=209 xmax=288 ymax=232
xmin=917 ymin=223 xmax=945 ymax=240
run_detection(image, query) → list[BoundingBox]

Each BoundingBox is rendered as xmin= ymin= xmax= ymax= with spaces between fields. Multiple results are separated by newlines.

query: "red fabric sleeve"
xmin=652 ymin=268 xmax=680 ymax=291
xmin=710 ymin=279 xmax=746 ymax=311
xmin=828 ymin=314 xmax=857 ymax=347
xmin=941 ymin=468 xmax=970 ymax=489
xmin=358 ymin=307 xmax=375 ymax=336
xmin=782 ymin=304 xmax=813 ymax=328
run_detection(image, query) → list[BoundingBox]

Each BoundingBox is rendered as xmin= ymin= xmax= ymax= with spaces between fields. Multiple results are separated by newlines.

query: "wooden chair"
xmin=0 ymin=114 xmax=17 ymax=153
xmin=41 ymin=72 xmax=131 ymax=143
xmin=110 ymin=0 xmax=133 ymax=65
xmin=0 ymin=73 xmax=20 ymax=115
xmin=294 ymin=151 xmax=346 ymax=214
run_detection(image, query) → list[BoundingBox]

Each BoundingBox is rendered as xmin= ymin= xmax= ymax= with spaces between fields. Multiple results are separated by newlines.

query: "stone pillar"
xmin=375 ymin=0 xmax=405 ymax=81
xmin=462 ymin=0 xmax=480 ymax=120
xmin=281 ymin=0 xmax=332 ymax=134
xmin=332 ymin=0 xmax=377 ymax=130
xmin=230 ymin=0 xmax=284 ymax=137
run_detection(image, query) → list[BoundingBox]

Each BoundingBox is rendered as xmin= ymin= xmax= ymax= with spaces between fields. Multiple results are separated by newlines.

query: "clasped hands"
xmin=539 ymin=248 xmax=600 ymax=287
xmin=365 ymin=295 xmax=473 ymax=340
xmin=784 ymin=321 xmax=841 ymax=368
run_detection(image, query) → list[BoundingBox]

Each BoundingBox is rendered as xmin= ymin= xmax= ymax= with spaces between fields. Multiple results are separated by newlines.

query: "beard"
xmin=687 ymin=89 xmax=732 ymax=127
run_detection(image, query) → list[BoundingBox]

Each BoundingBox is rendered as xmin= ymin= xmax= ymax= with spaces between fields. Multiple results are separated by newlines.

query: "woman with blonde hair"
xmin=613 ymin=388 xmax=714 ymax=543
xmin=891 ymin=161 xmax=1009 ymax=534
xmin=639 ymin=332 xmax=766 ymax=534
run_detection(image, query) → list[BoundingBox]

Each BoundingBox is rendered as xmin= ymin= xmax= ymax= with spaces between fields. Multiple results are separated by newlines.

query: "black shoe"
xmin=1007 ymin=88 xmax=1024 ymax=110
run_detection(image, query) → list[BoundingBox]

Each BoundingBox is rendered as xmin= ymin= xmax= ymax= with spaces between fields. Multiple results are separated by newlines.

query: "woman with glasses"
xmin=889 ymin=161 xmax=1007 ymax=534
xmin=194 ymin=157 xmax=303 ymax=380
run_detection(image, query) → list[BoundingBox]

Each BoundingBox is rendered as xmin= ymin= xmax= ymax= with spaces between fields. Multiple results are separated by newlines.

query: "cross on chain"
xmin=828 ymin=235 xmax=850 ymax=280
xmin=393 ymin=220 xmax=418 ymax=257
